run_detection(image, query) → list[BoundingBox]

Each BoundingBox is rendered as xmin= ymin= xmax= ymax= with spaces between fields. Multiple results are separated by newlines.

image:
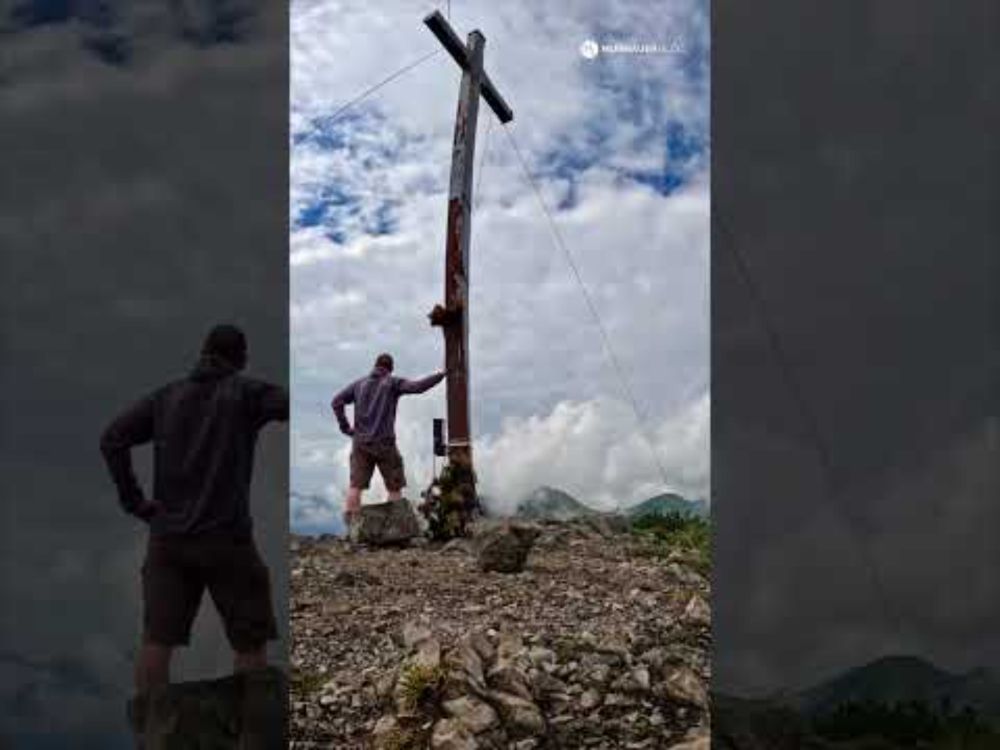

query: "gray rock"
xmin=449 ymin=639 xmax=487 ymax=692
xmin=603 ymin=692 xmax=636 ymax=707
xmin=595 ymin=638 xmax=630 ymax=661
xmin=402 ymin=620 xmax=433 ymax=649
xmin=530 ymin=671 xmax=569 ymax=699
xmin=376 ymin=670 xmax=398 ymax=700
xmin=440 ymin=538 xmax=474 ymax=556
xmin=579 ymin=688 xmax=602 ymax=711
xmin=638 ymin=647 xmax=668 ymax=670
xmin=415 ymin=637 xmax=442 ymax=670
xmin=350 ymin=500 xmax=421 ymax=546
xmin=682 ymin=594 xmax=710 ymax=628
xmin=468 ymin=631 xmax=495 ymax=663
xmin=613 ymin=667 xmax=651 ymax=694
xmin=476 ymin=523 xmax=540 ymax=573
xmin=585 ymin=663 xmax=612 ymax=687
xmin=431 ymin=718 xmax=479 ymax=750
xmin=488 ymin=662 xmax=533 ymax=701
xmin=371 ymin=715 xmax=402 ymax=749
xmin=134 ymin=667 xmax=286 ymax=750
xmin=527 ymin=647 xmax=555 ymax=667
xmin=663 ymin=666 xmax=708 ymax=709
xmin=442 ymin=695 xmax=500 ymax=734
xmin=497 ymin=630 xmax=525 ymax=662
xmin=632 ymin=667 xmax=651 ymax=692
xmin=489 ymin=690 xmax=546 ymax=737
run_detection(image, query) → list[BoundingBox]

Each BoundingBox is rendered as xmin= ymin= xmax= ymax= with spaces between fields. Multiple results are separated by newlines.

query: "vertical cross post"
xmin=425 ymin=11 xmax=512 ymax=515
xmin=443 ymin=30 xmax=483 ymax=476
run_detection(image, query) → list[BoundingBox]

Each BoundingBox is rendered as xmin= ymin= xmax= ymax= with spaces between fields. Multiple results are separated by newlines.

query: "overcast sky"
xmin=290 ymin=0 xmax=710 ymax=530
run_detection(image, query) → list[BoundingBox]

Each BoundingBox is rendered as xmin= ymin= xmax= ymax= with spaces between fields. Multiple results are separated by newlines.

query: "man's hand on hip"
xmin=135 ymin=498 xmax=164 ymax=521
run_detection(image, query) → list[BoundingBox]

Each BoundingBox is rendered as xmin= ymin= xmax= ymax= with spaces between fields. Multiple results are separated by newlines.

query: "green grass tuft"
xmin=397 ymin=662 xmax=446 ymax=714
xmin=289 ymin=667 xmax=328 ymax=696
xmin=631 ymin=511 xmax=711 ymax=574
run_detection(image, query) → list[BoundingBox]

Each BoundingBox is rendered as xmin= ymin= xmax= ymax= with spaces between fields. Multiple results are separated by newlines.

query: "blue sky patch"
xmin=537 ymin=116 xmax=705 ymax=201
xmin=666 ymin=121 xmax=705 ymax=164
xmin=324 ymin=228 xmax=347 ymax=244
xmin=366 ymin=201 xmax=399 ymax=236
xmin=293 ymin=109 xmax=387 ymax=152
xmin=294 ymin=184 xmax=358 ymax=230
xmin=623 ymin=168 xmax=684 ymax=196
xmin=292 ymin=109 xmax=408 ymax=239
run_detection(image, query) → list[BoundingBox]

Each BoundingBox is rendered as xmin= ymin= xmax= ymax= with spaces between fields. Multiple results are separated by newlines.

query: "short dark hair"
xmin=375 ymin=352 xmax=394 ymax=371
xmin=202 ymin=324 xmax=247 ymax=369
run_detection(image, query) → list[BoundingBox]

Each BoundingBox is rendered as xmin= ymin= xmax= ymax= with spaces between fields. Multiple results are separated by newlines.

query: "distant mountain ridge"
xmin=515 ymin=486 xmax=598 ymax=521
xmin=715 ymin=656 xmax=1000 ymax=747
xmin=627 ymin=492 xmax=708 ymax=520
xmin=793 ymin=654 xmax=1000 ymax=720
xmin=514 ymin=486 xmax=709 ymax=522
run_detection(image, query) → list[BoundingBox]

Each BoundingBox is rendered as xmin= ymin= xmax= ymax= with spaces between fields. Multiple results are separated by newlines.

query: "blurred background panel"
xmin=712 ymin=0 xmax=999 ymax=744
xmin=0 ymin=1 xmax=289 ymax=746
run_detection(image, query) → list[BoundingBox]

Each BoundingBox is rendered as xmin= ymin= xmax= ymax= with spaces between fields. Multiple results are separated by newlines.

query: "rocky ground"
xmin=289 ymin=516 xmax=710 ymax=749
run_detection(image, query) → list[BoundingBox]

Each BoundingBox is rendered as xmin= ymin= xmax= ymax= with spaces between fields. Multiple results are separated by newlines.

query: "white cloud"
xmin=478 ymin=391 xmax=710 ymax=513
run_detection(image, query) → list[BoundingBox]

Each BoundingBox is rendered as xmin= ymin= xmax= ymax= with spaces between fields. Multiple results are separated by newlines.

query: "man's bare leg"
xmin=236 ymin=645 xmax=280 ymax=748
xmin=344 ymin=486 xmax=363 ymax=526
xmin=135 ymin=642 xmax=173 ymax=693
xmin=388 ymin=489 xmax=403 ymax=502
xmin=234 ymin=645 xmax=268 ymax=673
xmin=129 ymin=642 xmax=172 ymax=745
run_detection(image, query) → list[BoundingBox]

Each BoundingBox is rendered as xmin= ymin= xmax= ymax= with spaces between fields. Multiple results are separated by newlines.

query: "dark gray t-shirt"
xmin=100 ymin=356 xmax=289 ymax=536
xmin=332 ymin=367 xmax=444 ymax=443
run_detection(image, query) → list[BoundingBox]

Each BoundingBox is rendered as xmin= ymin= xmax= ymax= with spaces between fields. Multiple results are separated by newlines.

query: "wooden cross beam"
xmin=424 ymin=11 xmax=513 ymax=125
xmin=425 ymin=10 xmax=512 ymax=491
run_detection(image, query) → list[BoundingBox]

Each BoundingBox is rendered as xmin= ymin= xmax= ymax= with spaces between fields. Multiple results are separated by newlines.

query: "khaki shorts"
xmin=141 ymin=533 xmax=278 ymax=652
xmin=350 ymin=438 xmax=406 ymax=491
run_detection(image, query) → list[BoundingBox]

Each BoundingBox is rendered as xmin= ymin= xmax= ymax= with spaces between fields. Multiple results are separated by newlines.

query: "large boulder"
xmin=130 ymin=667 xmax=287 ymax=749
xmin=350 ymin=500 xmax=421 ymax=546
xmin=476 ymin=522 xmax=540 ymax=573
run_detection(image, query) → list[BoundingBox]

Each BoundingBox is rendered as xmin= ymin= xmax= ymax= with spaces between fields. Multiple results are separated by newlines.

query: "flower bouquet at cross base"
xmin=418 ymin=462 xmax=479 ymax=541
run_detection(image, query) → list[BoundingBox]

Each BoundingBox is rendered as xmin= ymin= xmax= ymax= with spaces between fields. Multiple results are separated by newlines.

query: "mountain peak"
xmin=628 ymin=492 xmax=708 ymax=520
xmin=516 ymin=486 xmax=596 ymax=520
xmin=795 ymin=653 xmax=1000 ymax=718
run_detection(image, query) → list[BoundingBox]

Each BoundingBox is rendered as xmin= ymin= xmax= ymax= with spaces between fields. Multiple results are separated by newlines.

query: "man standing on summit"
xmin=100 ymin=324 xmax=288 ymax=703
xmin=332 ymin=353 xmax=445 ymax=525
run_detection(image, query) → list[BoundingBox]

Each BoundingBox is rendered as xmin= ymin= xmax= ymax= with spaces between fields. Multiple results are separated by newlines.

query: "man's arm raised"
xmin=248 ymin=380 xmax=289 ymax=428
xmin=396 ymin=370 xmax=446 ymax=395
